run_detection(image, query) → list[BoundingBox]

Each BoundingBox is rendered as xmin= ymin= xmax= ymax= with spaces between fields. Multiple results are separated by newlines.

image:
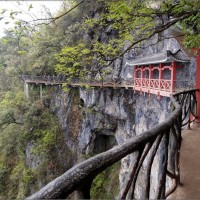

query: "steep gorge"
xmin=35 ymin=35 xmax=196 ymax=198
xmin=0 ymin=1 xmax=198 ymax=198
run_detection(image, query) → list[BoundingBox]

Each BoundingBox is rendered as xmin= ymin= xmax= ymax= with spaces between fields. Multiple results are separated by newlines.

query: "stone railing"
xmin=25 ymin=89 xmax=199 ymax=200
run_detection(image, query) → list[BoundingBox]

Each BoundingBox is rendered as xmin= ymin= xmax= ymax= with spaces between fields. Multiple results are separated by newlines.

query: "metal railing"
xmin=25 ymin=89 xmax=199 ymax=200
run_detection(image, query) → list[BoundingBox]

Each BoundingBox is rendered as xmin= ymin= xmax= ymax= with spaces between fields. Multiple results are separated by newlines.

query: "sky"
xmin=0 ymin=1 xmax=64 ymax=37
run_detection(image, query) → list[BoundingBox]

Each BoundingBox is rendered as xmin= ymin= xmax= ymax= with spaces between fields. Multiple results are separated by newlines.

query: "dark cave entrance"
xmin=93 ymin=134 xmax=117 ymax=154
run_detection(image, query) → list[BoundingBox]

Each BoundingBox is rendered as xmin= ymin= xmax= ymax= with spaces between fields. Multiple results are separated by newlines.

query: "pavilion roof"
xmin=126 ymin=50 xmax=190 ymax=66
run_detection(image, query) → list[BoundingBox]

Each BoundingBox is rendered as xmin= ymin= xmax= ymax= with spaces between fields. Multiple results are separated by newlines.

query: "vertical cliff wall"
xmin=47 ymin=84 xmax=171 ymax=198
xmin=23 ymin=35 xmax=196 ymax=199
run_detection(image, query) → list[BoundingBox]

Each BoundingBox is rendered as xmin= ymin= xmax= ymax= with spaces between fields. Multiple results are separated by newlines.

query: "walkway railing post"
xmin=141 ymin=66 xmax=144 ymax=93
xmin=24 ymin=82 xmax=29 ymax=99
xmin=149 ymin=65 xmax=153 ymax=96
xmin=195 ymin=50 xmax=200 ymax=123
xmin=171 ymin=62 xmax=176 ymax=94
xmin=158 ymin=64 xmax=163 ymax=90
xmin=40 ymin=84 xmax=43 ymax=99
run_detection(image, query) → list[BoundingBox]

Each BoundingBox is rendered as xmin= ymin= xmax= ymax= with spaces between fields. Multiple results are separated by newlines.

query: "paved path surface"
xmin=169 ymin=123 xmax=200 ymax=199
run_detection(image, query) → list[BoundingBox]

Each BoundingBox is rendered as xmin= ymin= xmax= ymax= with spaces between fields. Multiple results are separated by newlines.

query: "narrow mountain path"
xmin=169 ymin=123 xmax=200 ymax=199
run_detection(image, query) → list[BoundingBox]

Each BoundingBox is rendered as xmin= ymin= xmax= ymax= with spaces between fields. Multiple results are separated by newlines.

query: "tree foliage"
xmin=55 ymin=0 xmax=200 ymax=79
xmin=0 ymin=0 xmax=199 ymax=198
xmin=0 ymin=4 xmax=77 ymax=197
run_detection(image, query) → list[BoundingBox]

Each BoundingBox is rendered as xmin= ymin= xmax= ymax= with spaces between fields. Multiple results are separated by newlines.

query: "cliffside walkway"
xmin=169 ymin=123 xmax=200 ymax=199
xmin=21 ymin=75 xmax=195 ymax=97
xmin=21 ymin=75 xmax=134 ymax=89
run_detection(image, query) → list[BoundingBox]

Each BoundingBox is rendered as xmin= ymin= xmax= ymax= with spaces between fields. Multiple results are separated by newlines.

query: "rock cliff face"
xmin=50 ymin=87 xmax=81 ymax=163
xmin=48 ymin=85 xmax=171 ymax=198
xmin=45 ymin=37 xmax=196 ymax=198
xmin=79 ymin=88 xmax=171 ymax=198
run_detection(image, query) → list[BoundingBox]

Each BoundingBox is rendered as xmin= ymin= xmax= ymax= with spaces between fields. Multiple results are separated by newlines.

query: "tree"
xmin=0 ymin=3 xmax=80 ymax=198
xmin=55 ymin=0 xmax=200 ymax=80
xmin=0 ymin=0 xmax=198 ymax=198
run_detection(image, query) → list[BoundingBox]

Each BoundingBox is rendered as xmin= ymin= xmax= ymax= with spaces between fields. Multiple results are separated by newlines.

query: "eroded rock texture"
xmin=26 ymin=35 xmax=196 ymax=198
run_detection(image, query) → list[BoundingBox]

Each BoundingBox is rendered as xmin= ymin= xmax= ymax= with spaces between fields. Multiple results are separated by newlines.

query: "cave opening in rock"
xmin=79 ymin=98 xmax=84 ymax=107
xmin=93 ymin=134 xmax=117 ymax=154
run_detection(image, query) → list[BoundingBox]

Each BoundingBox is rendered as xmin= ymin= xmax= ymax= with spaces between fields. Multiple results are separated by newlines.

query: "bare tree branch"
xmin=25 ymin=0 xmax=85 ymax=25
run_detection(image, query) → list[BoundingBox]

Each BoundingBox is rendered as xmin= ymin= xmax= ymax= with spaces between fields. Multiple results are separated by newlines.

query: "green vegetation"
xmin=0 ymin=27 xmax=71 ymax=197
xmin=0 ymin=85 xmax=67 ymax=198
xmin=55 ymin=0 xmax=200 ymax=80
xmin=91 ymin=162 xmax=120 ymax=199
xmin=0 ymin=0 xmax=199 ymax=198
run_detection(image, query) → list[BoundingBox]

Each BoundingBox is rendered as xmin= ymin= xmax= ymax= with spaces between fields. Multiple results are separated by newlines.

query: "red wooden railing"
xmin=135 ymin=78 xmax=172 ymax=91
xmin=134 ymin=78 xmax=172 ymax=97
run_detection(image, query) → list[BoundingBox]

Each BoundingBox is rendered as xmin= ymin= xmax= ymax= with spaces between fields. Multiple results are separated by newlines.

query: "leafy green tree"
xmin=0 ymin=16 xmax=73 ymax=198
xmin=55 ymin=0 xmax=200 ymax=79
xmin=0 ymin=0 xmax=199 ymax=198
xmin=0 ymin=83 xmax=68 ymax=199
